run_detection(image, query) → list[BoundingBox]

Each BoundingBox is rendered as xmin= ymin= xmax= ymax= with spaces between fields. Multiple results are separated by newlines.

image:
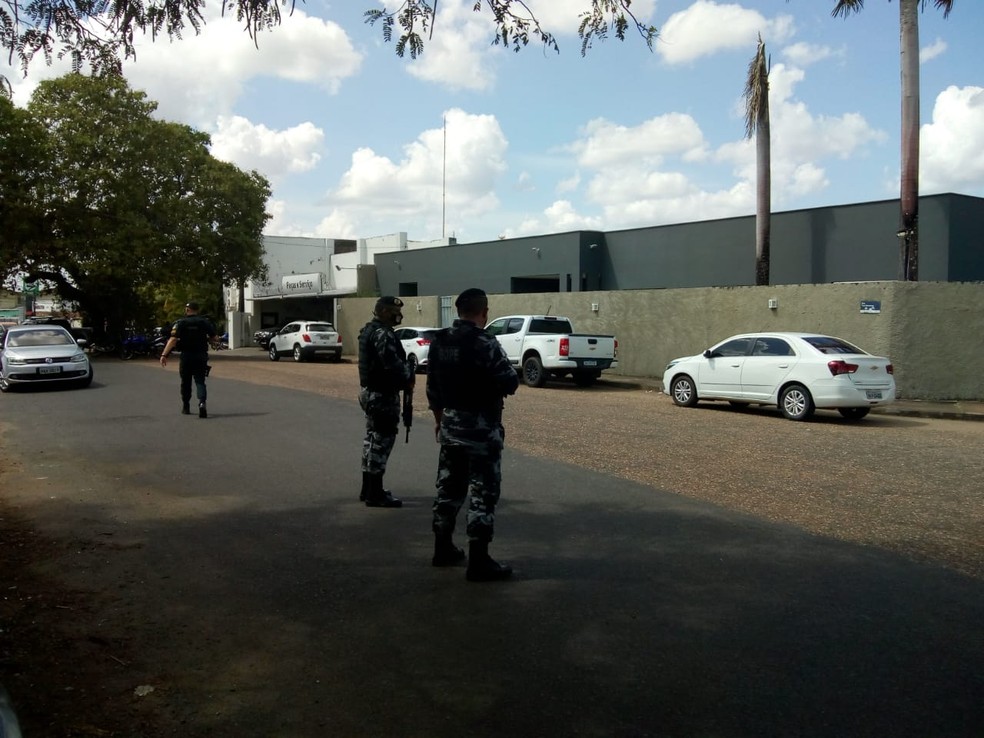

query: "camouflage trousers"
xmin=432 ymin=443 xmax=503 ymax=543
xmin=360 ymin=388 xmax=400 ymax=474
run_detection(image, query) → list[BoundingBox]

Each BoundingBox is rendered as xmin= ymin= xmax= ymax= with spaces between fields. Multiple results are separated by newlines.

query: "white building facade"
xmin=224 ymin=232 xmax=453 ymax=348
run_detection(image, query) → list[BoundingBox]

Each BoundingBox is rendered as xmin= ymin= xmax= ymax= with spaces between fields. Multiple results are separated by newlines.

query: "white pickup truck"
xmin=485 ymin=315 xmax=618 ymax=387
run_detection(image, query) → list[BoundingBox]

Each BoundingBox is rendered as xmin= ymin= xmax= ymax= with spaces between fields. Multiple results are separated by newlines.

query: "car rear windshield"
xmin=419 ymin=330 xmax=439 ymax=340
xmin=307 ymin=324 xmax=335 ymax=332
xmin=529 ymin=318 xmax=573 ymax=334
xmin=9 ymin=329 xmax=75 ymax=347
xmin=804 ymin=336 xmax=865 ymax=355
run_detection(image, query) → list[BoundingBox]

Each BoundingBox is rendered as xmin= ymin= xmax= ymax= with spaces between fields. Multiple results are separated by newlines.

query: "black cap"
xmin=186 ymin=301 xmax=200 ymax=310
xmin=375 ymin=296 xmax=404 ymax=312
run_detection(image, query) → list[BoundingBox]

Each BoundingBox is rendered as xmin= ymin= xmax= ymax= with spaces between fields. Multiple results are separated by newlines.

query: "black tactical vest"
xmin=174 ymin=315 xmax=214 ymax=354
xmin=358 ymin=320 xmax=404 ymax=392
xmin=429 ymin=325 xmax=503 ymax=413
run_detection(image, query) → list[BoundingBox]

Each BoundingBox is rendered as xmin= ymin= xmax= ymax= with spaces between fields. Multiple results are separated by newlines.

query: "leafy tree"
xmin=743 ymin=34 xmax=770 ymax=287
xmin=828 ymin=0 xmax=955 ymax=281
xmin=0 ymin=94 xmax=48 ymax=267
xmin=1 ymin=0 xmax=657 ymax=95
xmin=0 ymin=73 xmax=270 ymax=339
xmin=365 ymin=1 xmax=657 ymax=58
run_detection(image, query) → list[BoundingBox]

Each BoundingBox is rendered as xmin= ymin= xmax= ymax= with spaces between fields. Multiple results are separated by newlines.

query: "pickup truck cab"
xmin=485 ymin=315 xmax=617 ymax=387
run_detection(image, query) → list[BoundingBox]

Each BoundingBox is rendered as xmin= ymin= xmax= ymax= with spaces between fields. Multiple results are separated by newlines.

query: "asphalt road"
xmin=1 ymin=355 xmax=982 ymax=736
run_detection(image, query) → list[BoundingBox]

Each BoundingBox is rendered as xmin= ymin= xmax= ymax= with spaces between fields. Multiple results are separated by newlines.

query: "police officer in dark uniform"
xmin=426 ymin=288 xmax=519 ymax=581
xmin=159 ymin=301 xmax=218 ymax=418
xmin=358 ymin=296 xmax=415 ymax=508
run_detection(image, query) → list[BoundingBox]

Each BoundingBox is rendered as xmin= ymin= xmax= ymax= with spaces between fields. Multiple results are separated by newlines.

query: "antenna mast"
xmin=442 ymin=115 xmax=447 ymax=240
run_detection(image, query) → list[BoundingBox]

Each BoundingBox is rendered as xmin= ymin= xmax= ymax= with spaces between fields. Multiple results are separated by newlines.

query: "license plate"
xmin=39 ymin=366 xmax=62 ymax=375
xmin=865 ymin=390 xmax=882 ymax=400
xmin=583 ymin=360 xmax=597 ymax=367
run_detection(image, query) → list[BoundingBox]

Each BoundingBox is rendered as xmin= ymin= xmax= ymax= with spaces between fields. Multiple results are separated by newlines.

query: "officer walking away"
xmin=159 ymin=301 xmax=218 ymax=418
xmin=427 ymin=288 xmax=519 ymax=581
xmin=358 ymin=296 xmax=415 ymax=508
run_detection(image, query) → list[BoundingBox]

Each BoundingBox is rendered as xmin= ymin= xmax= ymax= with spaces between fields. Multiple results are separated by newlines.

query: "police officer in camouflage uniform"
xmin=426 ymin=288 xmax=519 ymax=581
xmin=159 ymin=301 xmax=218 ymax=418
xmin=358 ymin=296 xmax=415 ymax=508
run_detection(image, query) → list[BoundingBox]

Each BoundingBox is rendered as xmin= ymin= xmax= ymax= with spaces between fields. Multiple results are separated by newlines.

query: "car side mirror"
xmin=703 ymin=349 xmax=714 ymax=358
xmin=76 ymin=338 xmax=88 ymax=348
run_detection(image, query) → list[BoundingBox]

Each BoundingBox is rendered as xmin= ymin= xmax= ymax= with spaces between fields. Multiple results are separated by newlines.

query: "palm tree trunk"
xmin=899 ymin=0 xmax=920 ymax=280
xmin=744 ymin=36 xmax=771 ymax=286
xmin=755 ymin=92 xmax=771 ymax=286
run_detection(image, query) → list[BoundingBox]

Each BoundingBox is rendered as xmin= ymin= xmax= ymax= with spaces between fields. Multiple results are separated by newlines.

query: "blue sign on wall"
xmin=860 ymin=300 xmax=881 ymax=314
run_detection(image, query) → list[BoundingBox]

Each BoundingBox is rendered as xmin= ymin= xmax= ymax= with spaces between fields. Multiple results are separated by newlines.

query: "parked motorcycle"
xmin=121 ymin=332 xmax=166 ymax=360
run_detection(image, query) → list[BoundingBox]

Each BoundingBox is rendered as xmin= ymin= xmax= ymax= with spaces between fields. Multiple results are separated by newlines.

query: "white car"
xmin=268 ymin=321 xmax=342 ymax=362
xmin=394 ymin=326 xmax=439 ymax=374
xmin=0 ymin=324 xmax=93 ymax=392
xmin=662 ymin=332 xmax=895 ymax=421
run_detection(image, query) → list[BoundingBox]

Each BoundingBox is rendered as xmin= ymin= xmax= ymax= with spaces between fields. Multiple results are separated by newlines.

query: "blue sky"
xmin=6 ymin=0 xmax=983 ymax=244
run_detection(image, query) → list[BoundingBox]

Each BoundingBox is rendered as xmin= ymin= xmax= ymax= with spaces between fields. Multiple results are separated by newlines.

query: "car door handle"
xmin=778 ymin=363 xmax=789 ymax=368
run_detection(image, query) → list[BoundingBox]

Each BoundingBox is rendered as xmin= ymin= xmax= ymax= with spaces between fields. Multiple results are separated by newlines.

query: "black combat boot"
xmin=181 ymin=401 xmax=191 ymax=415
xmin=358 ymin=471 xmax=370 ymax=502
xmin=364 ymin=474 xmax=401 ymax=508
xmin=465 ymin=540 xmax=512 ymax=582
xmin=432 ymin=532 xmax=466 ymax=567
xmin=198 ymin=401 xmax=207 ymax=419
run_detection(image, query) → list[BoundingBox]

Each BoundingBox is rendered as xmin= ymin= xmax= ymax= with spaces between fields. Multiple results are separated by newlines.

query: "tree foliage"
xmin=1 ymin=0 xmax=657 ymax=95
xmin=365 ymin=0 xmax=657 ymax=59
xmin=0 ymin=73 xmax=270 ymax=337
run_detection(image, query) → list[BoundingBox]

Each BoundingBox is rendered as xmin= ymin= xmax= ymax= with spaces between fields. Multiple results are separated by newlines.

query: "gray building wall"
xmin=372 ymin=194 xmax=983 ymax=297
xmin=336 ymin=281 xmax=984 ymax=402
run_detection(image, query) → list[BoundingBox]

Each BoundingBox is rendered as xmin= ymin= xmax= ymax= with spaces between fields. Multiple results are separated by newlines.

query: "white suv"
xmin=268 ymin=321 xmax=342 ymax=362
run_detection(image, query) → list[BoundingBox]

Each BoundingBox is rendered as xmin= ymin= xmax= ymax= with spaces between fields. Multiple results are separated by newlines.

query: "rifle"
xmin=402 ymin=386 xmax=413 ymax=443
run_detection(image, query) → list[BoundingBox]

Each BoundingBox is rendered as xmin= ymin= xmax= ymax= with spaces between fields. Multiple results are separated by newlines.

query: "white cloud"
xmin=572 ymin=114 xmax=709 ymax=169
xmin=921 ymin=86 xmax=984 ymax=192
xmin=123 ymin=9 xmax=362 ymax=126
xmin=657 ymin=0 xmax=795 ymax=65
xmin=405 ymin=0 xmax=498 ymax=91
xmin=210 ymin=116 xmax=324 ymax=180
xmin=324 ymin=108 xmax=508 ymax=233
xmin=552 ymin=58 xmax=887 ymax=230
xmin=556 ymin=172 xmax=581 ymax=194
xmin=921 ymin=38 xmax=948 ymax=63
xmin=781 ymin=42 xmax=840 ymax=67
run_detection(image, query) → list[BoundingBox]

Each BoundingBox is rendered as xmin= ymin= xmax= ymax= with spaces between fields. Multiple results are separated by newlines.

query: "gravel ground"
xmin=212 ymin=350 xmax=984 ymax=580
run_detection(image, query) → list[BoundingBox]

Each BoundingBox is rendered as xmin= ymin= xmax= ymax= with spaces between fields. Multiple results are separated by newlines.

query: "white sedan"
xmin=0 ymin=324 xmax=93 ymax=392
xmin=662 ymin=332 xmax=895 ymax=421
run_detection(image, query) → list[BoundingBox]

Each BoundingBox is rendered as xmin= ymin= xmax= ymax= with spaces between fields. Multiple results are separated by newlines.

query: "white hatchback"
xmin=268 ymin=321 xmax=342 ymax=362
xmin=662 ymin=332 xmax=896 ymax=421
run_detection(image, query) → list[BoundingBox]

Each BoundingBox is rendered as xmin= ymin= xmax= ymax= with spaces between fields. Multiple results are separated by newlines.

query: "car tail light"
xmin=827 ymin=359 xmax=859 ymax=376
xmin=338 ymin=335 xmax=343 ymax=344
xmin=416 ymin=338 xmax=431 ymax=346
xmin=559 ymin=337 xmax=569 ymax=357
xmin=614 ymin=339 xmax=618 ymax=358
xmin=886 ymin=364 xmax=894 ymax=375
xmin=302 ymin=333 xmax=312 ymax=343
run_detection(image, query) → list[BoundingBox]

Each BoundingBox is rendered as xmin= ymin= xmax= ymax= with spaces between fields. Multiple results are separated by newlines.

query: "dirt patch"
xmin=0 ymin=499 xmax=168 ymax=735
